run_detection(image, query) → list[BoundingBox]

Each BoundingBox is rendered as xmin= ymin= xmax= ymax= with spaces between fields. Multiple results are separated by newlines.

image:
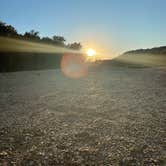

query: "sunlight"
xmin=86 ymin=49 xmax=96 ymax=57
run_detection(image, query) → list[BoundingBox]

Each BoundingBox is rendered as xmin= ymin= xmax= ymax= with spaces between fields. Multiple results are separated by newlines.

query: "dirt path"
xmin=0 ymin=67 xmax=165 ymax=165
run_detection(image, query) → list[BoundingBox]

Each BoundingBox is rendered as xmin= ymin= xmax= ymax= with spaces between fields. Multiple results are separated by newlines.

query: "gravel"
xmin=0 ymin=67 xmax=166 ymax=165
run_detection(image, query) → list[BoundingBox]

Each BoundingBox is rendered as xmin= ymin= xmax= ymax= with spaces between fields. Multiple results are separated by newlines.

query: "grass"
xmin=0 ymin=36 xmax=79 ymax=54
xmin=116 ymin=54 xmax=166 ymax=67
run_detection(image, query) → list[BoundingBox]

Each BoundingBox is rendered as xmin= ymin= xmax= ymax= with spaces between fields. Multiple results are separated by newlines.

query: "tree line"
xmin=0 ymin=20 xmax=82 ymax=50
xmin=0 ymin=20 xmax=83 ymax=72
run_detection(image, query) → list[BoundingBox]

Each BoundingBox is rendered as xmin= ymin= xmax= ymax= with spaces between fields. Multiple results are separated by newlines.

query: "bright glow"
xmin=86 ymin=49 xmax=96 ymax=57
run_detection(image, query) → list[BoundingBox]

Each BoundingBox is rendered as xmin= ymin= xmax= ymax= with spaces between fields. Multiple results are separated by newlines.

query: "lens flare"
xmin=61 ymin=53 xmax=88 ymax=78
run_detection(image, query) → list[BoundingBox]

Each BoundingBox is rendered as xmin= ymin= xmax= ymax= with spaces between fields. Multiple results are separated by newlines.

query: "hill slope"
xmin=0 ymin=37 xmax=81 ymax=72
xmin=123 ymin=46 xmax=166 ymax=56
xmin=0 ymin=36 xmax=79 ymax=54
xmin=115 ymin=46 xmax=166 ymax=67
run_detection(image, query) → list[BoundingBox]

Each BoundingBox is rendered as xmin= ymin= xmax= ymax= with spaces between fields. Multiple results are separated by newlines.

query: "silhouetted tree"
xmin=67 ymin=42 xmax=82 ymax=50
xmin=24 ymin=30 xmax=40 ymax=40
xmin=52 ymin=35 xmax=66 ymax=46
xmin=0 ymin=21 xmax=18 ymax=36
xmin=42 ymin=37 xmax=53 ymax=44
xmin=0 ymin=20 xmax=85 ymax=72
xmin=0 ymin=20 xmax=83 ymax=51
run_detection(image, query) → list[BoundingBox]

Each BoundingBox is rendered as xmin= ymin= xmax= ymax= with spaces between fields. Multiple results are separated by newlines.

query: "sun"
xmin=86 ymin=49 xmax=96 ymax=57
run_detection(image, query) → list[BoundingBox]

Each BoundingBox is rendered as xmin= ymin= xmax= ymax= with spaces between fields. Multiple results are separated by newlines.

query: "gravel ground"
xmin=0 ymin=67 xmax=166 ymax=165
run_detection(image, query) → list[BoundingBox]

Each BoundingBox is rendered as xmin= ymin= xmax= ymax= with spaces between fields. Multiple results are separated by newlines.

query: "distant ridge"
xmin=123 ymin=46 xmax=166 ymax=55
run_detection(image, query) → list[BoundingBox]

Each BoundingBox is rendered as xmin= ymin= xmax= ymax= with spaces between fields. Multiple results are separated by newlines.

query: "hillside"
xmin=0 ymin=36 xmax=79 ymax=54
xmin=0 ymin=37 xmax=81 ymax=72
xmin=123 ymin=46 xmax=166 ymax=55
xmin=111 ymin=46 xmax=166 ymax=67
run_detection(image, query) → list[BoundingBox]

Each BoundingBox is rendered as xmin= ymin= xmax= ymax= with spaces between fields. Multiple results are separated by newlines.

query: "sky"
xmin=0 ymin=0 xmax=166 ymax=58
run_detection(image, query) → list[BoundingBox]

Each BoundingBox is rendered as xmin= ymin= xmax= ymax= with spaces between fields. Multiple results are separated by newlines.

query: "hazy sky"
xmin=0 ymin=0 xmax=166 ymax=58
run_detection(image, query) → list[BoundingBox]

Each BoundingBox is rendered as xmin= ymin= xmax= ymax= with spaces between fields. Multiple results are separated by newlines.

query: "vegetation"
xmin=123 ymin=46 xmax=166 ymax=55
xmin=0 ymin=20 xmax=83 ymax=72
xmin=113 ymin=46 xmax=166 ymax=67
xmin=0 ymin=20 xmax=82 ymax=50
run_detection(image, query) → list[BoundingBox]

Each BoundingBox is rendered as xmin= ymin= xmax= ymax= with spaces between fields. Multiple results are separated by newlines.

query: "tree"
xmin=24 ymin=30 xmax=40 ymax=40
xmin=0 ymin=21 xmax=18 ymax=36
xmin=67 ymin=42 xmax=82 ymax=50
xmin=42 ymin=37 xmax=53 ymax=44
xmin=0 ymin=20 xmax=83 ymax=50
xmin=52 ymin=35 xmax=66 ymax=46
